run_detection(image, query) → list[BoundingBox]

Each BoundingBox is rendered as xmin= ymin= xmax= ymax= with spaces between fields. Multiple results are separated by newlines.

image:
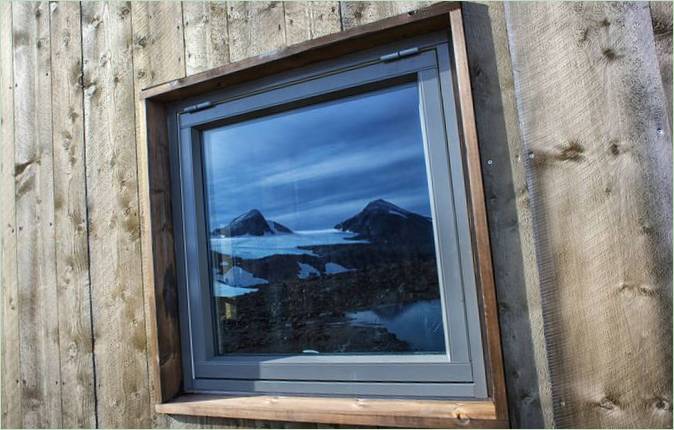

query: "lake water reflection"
xmin=347 ymin=299 xmax=445 ymax=352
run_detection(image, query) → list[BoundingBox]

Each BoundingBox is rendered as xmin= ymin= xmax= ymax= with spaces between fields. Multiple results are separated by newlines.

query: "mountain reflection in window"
xmin=202 ymin=82 xmax=447 ymax=355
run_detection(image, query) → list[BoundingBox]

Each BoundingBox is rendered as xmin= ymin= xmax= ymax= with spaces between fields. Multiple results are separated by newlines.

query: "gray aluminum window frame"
xmin=168 ymin=31 xmax=487 ymax=399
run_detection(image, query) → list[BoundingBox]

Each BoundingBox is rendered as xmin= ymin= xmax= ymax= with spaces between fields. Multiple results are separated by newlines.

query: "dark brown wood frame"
xmin=138 ymin=2 xmax=508 ymax=428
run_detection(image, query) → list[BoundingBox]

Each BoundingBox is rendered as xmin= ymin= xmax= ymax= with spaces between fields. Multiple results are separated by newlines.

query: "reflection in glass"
xmin=202 ymin=82 xmax=446 ymax=355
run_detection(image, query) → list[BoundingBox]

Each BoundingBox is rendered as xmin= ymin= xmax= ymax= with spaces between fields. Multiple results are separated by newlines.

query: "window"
xmin=171 ymin=31 xmax=486 ymax=399
xmin=141 ymin=3 xmax=507 ymax=426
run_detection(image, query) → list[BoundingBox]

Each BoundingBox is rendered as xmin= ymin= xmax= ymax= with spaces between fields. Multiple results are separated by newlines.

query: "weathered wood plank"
xmin=462 ymin=2 xmax=551 ymax=427
xmin=0 ymin=1 xmax=21 ymax=428
xmin=49 ymin=2 xmax=96 ymax=427
xmin=284 ymin=1 xmax=342 ymax=46
xmin=339 ymin=1 xmax=433 ymax=30
xmin=131 ymin=1 xmax=185 ymax=86
xmin=81 ymin=2 xmax=150 ymax=427
xmin=12 ymin=2 xmax=62 ymax=427
xmin=131 ymin=3 xmax=186 ymax=428
xmin=505 ymin=2 xmax=672 ymax=427
xmin=227 ymin=1 xmax=287 ymax=62
xmin=650 ymin=1 xmax=672 ymax=125
xmin=158 ymin=394 xmax=500 ymax=429
xmin=183 ymin=1 xmax=229 ymax=75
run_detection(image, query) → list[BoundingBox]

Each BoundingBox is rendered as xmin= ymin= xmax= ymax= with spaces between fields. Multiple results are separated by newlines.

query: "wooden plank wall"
xmin=81 ymin=2 xmax=150 ymax=427
xmin=505 ymin=2 xmax=672 ymax=428
xmin=12 ymin=3 xmax=62 ymax=427
xmin=50 ymin=2 xmax=96 ymax=427
xmin=0 ymin=2 xmax=670 ymax=429
xmin=0 ymin=1 xmax=20 ymax=428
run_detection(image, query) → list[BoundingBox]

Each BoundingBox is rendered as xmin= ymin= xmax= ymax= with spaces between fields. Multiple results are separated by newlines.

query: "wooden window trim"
xmin=155 ymin=394 xmax=505 ymax=428
xmin=138 ymin=2 xmax=508 ymax=428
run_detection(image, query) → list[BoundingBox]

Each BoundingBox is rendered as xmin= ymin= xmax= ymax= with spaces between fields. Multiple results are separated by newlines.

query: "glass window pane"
xmin=202 ymin=82 xmax=447 ymax=355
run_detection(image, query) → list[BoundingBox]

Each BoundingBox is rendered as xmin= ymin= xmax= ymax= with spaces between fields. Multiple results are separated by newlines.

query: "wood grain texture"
xmin=183 ymin=1 xmax=229 ymax=74
xmin=49 ymin=2 xmax=96 ymax=427
xmin=12 ymin=2 xmax=63 ymax=427
xmin=131 ymin=5 xmax=186 ymax=428
xmin=461 ymin=2 xmax=552 ymax=427
xmin=81 ymin=2 xmax=150 ymax=427
xmin=227 ymin=1 xmax=287 ymax=62
xmin=0 ymin=1 xmax=21 ymax=428
xmin=284 ymin=1 xmax=342 ymax=46
xmin=157 ymin=394 xmax=501 ymax=429
xmin=340 ymin=1 xmax=433 ymax=30
xmin=505 ymin=2 xmax=672 ymax=427
xmin=650 ymin=1 xmax=672 ymax=125
xmin=131 ymin=1 xmax=185 ymax=87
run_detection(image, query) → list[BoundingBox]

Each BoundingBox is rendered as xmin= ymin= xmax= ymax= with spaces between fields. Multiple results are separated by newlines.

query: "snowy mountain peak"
xmin=334 ymin=199 xmax=433 ymax=245
xmin=212 ymin=209 xmax=292 ymax=237
xmin=363 ymin=199 xmax=412 ymax=217
xmin=232 ymin=209 xmax=264 ymax=223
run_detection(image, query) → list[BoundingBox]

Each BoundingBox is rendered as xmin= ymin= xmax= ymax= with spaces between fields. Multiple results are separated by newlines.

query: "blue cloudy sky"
xmin=202 ymin=82 xmax=434 ymax=231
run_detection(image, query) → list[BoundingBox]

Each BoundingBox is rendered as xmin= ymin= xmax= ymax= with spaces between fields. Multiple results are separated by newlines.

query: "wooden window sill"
xmin=156 ymin=394 xmax=506 ymax=428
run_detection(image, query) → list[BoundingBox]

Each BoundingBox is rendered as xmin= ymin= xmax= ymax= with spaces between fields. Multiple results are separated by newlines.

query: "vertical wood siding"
xmin=182 ymin=2 xmax=229 ymax=75
xmin=1 ymin=1 xmax=20 ymax=428
xmin=81 ymin=2 xmax=149 ymax=427
xmin=227 ymin=2 xmax=287 ymax=62
xmin=13 ymin=2 xmax=62 ymax=427
xmin=0 ymin=2 xmax=670 ymax=429
xmin=49 ymin=2 xmax=96 ymax=427
xmin=505 ymin=2 xmax=672 ymax=428
xmin=339 ymin=1 xmax=431 ymax=29
xmin=284 ymin=2 xmax=341 ymax=45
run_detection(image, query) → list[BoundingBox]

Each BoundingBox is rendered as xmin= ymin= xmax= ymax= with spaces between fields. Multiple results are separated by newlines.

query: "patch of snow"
xmin=210 ymin=229 xmax=368 ymax=259
xmin=324 ymin=262 xmax=353 ymax=274
xmin=212 ymin=267 xmax=264 ymax=298
xmin=213 ymin=282 xmax=259 ymax=298
xmin=297 ymin=262 xmax=320 ymax=279
xmin=387 ymin=209 xmax=409 ymax=218
xmin=266 ymin=220 xmax=286 ymax=234
xmin=222 ymin=266 xmax=269 ymax=287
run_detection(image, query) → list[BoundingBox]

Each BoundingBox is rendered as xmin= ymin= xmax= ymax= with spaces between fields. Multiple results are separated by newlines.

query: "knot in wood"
xmin=599 ymin=396 xmax=618 ymax=411
xmin=556 ymin=140 xmax=585 ymax=162
xmin=455 ymin=412 xmax=471 ymax=425
xmin=90 ymin=15 xmax=102 ymax=29
xmin=653 ymin=397 xmax=671 ymax=411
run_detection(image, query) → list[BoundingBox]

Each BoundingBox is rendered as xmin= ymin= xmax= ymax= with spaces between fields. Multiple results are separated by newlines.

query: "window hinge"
xmin=183 ymin=101 xmax=213 ymax=114
xmin=379 ymin=47 xmax=420 ymax=62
